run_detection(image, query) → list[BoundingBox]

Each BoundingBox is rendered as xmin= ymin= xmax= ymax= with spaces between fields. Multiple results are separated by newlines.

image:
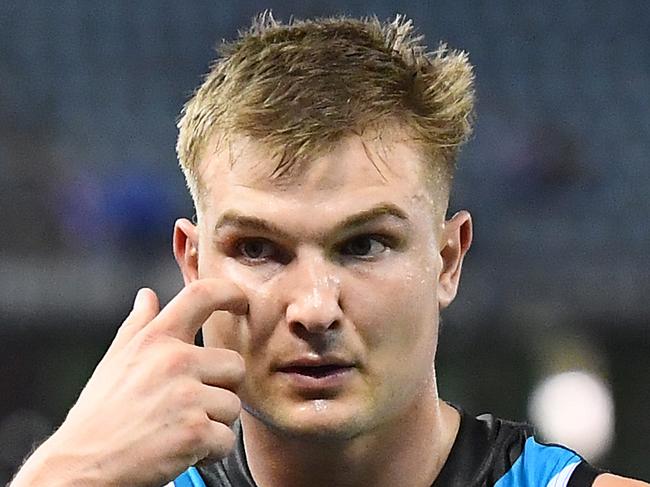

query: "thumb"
xmin=110 ymin=288 xmax=160 ymax=351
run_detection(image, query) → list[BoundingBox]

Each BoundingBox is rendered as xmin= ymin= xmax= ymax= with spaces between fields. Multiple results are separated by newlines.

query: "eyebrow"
xmin=213 ymin=203 xmax=410 ymax=240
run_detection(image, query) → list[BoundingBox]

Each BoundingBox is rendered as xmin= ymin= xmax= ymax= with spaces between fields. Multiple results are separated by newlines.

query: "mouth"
xmin=279 ymin=364 xmax=355 ymax=378
xmin=275 ymin=359 xmax=357 ymax=391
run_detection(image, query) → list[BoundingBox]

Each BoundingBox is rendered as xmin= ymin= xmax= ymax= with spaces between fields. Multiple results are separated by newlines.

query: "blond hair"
xmin=177 ymin=12 xmax=475 ymax=207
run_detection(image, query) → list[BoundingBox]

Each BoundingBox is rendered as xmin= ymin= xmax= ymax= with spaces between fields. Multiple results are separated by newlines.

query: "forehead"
xmin=196 ymin=131 xmax=441 ymax=226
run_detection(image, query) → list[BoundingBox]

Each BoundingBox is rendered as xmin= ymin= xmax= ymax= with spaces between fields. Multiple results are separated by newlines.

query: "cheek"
xmin=345 ymin=258 xmax=439 ymax=348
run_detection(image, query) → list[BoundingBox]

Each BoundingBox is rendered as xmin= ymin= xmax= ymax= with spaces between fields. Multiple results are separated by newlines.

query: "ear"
xmin=173 ymin=218 xmax=200 ymax=285
xmin=438 ymin=210 xmax=473 ymax=309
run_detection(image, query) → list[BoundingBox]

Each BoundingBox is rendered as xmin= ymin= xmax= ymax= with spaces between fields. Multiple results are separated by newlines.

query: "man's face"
xmin=176 ymin=131 xmax=469 ymax=439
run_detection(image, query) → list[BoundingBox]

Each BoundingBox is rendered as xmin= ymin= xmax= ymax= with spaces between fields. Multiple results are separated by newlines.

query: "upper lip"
xmin=275 ymin=355 xmax=357 ymax=371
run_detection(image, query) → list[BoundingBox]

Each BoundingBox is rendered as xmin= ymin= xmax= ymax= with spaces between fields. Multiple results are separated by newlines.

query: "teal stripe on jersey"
xmin=174 ymin=466 xmax=207 ymax=487
xmin=494 ymin=437 xmax=581 ymax=487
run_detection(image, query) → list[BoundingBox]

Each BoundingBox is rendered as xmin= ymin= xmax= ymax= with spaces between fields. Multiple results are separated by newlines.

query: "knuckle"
xmin=214 ymin=349 xmax=246 ymax=382
xmin=222 ymin=388 xmax=241 ymax=409
xmin=189 ymin=418 xmax=209 ymax=440
xmin=181 ymin=420 xmax=236 ymax=463
xmin=181 ymin=411 xmax=210 ymax=445
xmin=211 ymin=422 xmax=236 ymax=456
xmin=175 ymin=380 xmax=200 ymax=407
xmin=133 ymin=327 xmax=159 ymax=350
xmin=161 ymin=345 xmax=192 ymax=376
xmin=220 ymin=391 xmax=242 ymax=424
xmin=206 ymin=388 xmax=241 ymax=426
xmin=227 ymin=390 xmax=242 ymax=411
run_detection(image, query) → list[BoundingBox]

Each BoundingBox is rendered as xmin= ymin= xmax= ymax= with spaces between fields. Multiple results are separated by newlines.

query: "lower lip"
xmin=278 ymin=367 xmax=356 ymax=390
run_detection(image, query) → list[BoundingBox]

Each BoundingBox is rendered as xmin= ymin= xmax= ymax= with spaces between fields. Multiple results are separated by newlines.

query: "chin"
xmin=243 ymin=397 xmax=372 ymax=441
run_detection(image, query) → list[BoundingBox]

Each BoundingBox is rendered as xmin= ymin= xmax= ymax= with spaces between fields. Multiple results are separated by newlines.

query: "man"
xmin=10 ymin=13 xmax=648 ymax=487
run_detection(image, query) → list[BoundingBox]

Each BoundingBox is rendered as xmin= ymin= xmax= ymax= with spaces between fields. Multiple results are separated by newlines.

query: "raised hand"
xmin=11 ymin=279 xmax=248 ymax=487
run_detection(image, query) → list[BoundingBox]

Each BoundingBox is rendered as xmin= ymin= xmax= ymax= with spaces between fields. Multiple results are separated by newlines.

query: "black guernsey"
xmin=173 ymin=409 xmax=602 ymax=487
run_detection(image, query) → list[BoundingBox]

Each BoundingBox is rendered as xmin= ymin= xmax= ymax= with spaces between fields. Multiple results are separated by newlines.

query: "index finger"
xmin=149 ymin=278 xmax=248 ymax=343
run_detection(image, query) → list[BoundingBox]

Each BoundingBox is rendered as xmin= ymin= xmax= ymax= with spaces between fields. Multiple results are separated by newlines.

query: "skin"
xmin=594 ymin=476 xmax=650 ymax=487
xmin=10 ymin=129 xmax=648 ymax=486
xmin=10 ymin=280 xmax=249 ymax=487
xmin=173 ymin=130 xmax=472 ymax=487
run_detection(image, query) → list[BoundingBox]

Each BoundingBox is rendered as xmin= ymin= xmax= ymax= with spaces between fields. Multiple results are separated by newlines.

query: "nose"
xmin=285 ymin=252 xmax=343 ymax=334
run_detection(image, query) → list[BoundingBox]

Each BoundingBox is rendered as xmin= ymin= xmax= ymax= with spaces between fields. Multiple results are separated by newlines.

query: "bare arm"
xmin=10 ymin=280 xmax=248 ymax=487
xmin=594 ymin=473 xmax=650 ymax=487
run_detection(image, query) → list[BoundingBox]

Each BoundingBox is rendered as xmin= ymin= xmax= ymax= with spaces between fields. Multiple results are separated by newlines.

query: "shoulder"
xmin=492 ymin=433 xmax=597 ymax=487
xmin=483 ymin=415 xmax=649 ymax=487
xmin=443 ymin=410 xmax=602 ymax=487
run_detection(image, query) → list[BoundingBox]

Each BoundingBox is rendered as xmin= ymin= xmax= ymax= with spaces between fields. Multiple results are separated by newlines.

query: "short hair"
xmin=177 ymin=12 xmax=475 ymax=208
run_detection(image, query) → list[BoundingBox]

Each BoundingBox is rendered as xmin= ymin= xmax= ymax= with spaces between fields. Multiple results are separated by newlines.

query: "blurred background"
xmin=1 ymin=0 xmax=648 ymax=482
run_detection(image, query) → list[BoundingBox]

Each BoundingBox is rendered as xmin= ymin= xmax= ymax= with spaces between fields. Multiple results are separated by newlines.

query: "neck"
xmin=240 ymin=393 xmax=460 ymax=487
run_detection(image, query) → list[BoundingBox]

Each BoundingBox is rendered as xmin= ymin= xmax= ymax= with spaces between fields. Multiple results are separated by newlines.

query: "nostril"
xmin=285 ymin=292 xmax=343 ymax=334
xmin=290 ymin=318 xmax=341 ymax=335
xmin=289 ymin=320 xmax=342 ymax=351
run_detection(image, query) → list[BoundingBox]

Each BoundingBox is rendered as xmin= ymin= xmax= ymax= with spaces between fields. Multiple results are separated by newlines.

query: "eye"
xmin=341 ymin=235 xmax=389 ymax=258
xmin=237 ymin=238 xmax=276 ymax=261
